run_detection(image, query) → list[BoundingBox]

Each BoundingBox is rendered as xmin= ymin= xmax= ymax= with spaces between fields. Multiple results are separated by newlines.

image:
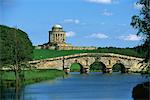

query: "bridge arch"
xmin=70 ymin=63 xmax=84 ymax=73
xmin=90 ymin=61 xmax=107 ymax=73
xmin=112 ymin=63 xmax=126 ymax=73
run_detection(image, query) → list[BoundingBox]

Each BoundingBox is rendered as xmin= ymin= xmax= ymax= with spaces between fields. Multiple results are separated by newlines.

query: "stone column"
xmin=63 ymin=34 xmax=65 ymax=42
xmin=57 ymin=34 xmax=59 ymax=42
xmin=63 ymin=68 xmax=70 ymax=74
xmin=123 ymin=64 xmax=131 ymax=73
xmin=103 ymin=67 xmax=112 ymax=73
xmin=103 ymin=62 xmax=112 ymax=73
xmin=59 ymin=34 xmax=61 ymax=42
xmin=84 ymin=68 xmax=90 ymax=73
xmin=56 ymin=34 xmax=58 ymax=42
xmin=57 ymin=34 xmax=58 ymax=42
xmin=61 ymin=34 xmax=63 ymax=43
xmin=106 ymin=68 xmax=112 ymax=73
xmin=81 ymin=65 xmax=89 ymax=74
xmin=58 ymin=34 xmax=60 ymax=42
xmin=122 ymin=67 xmax=130 ymax=73
xmin=54 ymin=34 xmax=56 ymax=42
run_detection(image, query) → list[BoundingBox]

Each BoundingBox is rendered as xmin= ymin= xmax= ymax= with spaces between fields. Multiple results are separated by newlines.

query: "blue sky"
xmin=0 ymin=0 xmax=143 ymax=47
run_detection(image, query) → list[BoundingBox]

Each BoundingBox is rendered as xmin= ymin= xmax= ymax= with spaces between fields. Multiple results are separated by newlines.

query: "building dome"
xmin=53 ymin=24 xmax=62 ymax=29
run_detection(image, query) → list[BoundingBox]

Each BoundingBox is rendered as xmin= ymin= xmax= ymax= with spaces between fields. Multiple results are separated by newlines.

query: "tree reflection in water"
xmin=0 ymin=78 xmax=25 ymax=100
xmin=132 ymin=81 xmax=150 ymax=100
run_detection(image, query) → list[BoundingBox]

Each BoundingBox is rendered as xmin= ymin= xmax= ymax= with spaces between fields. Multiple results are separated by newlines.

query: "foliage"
xmin=131 ymin=0 xmax=150 ymax=72
xmin=97 ymin=47 xmax=144 ymax=58
xmin=131 ymin=0 xmax=150 ymax=44
xmin=0 ymin=25 xmax=33 ymax=67
xmin=0 ymin=25 xmax=33 ymax=86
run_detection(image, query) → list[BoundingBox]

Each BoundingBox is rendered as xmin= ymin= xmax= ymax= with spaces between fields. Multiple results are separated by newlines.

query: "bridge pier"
xmin=103 ymin=68 xmax=112 ymax=73
xmin=63 ymin=68 xmax=70 ymax=74
xmin=63 ymin=67 xmax=90 ymax=74
xmin=81 ymin=68 xmax=89 ymax=74
xmin=122 ymin=68 xmax=130 ymax=73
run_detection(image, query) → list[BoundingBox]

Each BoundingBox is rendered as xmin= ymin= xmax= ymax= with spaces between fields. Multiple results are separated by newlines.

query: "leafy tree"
xmin=0 ymin=25 xmax=33 ymax=83
xmin=131 ymin=0 xmax=150 ymax=72
xmin=131 ymin=1 xmax=150 ymax=99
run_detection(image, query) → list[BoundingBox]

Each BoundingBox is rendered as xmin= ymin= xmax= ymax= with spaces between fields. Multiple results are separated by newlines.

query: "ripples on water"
xmin=2 ymin=72 xmax=148 ymax=100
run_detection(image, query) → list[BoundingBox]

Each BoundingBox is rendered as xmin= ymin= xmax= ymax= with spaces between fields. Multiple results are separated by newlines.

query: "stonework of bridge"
xmin=29 ymin=53 xmax=145 ymax=73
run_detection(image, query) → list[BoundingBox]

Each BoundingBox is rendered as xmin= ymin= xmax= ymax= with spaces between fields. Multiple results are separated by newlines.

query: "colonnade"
xmin=53 ymin=33 xmax=65 ymax=43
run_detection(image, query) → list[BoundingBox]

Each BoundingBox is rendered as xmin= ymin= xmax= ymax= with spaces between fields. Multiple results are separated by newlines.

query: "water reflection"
xmin=0 ymin=79 xmax=24 ymax=100
xmin=1 ymin=72 xmax=148 ymax=100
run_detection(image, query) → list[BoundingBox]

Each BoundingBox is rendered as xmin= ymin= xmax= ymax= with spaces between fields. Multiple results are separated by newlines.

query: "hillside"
xmin=33 ymin=48 xmax=144 ymax=60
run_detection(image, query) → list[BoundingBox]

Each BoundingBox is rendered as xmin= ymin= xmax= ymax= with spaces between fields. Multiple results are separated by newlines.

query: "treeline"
xmin=97 ymin=47 xmax=145 ymax=58
xmin=133 ymin=43 xmax=149 ymax=60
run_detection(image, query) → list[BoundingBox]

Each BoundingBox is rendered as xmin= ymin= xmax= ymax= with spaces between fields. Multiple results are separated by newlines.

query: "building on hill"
xmin=35 ymin=24 xmax=96 ymax=50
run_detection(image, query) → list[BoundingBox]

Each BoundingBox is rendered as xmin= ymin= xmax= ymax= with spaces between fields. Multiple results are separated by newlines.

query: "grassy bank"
xmin=1 ymin=69 xmax=65 ymax=85
xmin=33 ymin=49 xmax=143 ymax=60
xmin=33 ymin=49 xmax=96 ymax=60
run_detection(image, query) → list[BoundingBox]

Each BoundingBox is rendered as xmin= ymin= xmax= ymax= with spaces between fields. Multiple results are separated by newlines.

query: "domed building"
xmin=49 ymin=24 xmax=66 ymax=44
xmin=36 ymin=24 xmax=96 ymax=50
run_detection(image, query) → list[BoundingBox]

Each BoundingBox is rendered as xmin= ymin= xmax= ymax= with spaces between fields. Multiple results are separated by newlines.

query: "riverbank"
xmin=0 ymin=69 xmax=65 ymax=86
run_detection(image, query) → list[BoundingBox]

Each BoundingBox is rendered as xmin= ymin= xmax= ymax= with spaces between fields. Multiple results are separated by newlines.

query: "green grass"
xmin=33 ymin=49 xmax=97 ymax=60
xmin=33 ymin=49 xmax=144 ymax=60
xmin=70 ymin=63 xmax=81 ymax=72
xmin=1 ymin=71 xmax=16 ymax=80
xmin=1 ymin=69 xmax=65 ymax=84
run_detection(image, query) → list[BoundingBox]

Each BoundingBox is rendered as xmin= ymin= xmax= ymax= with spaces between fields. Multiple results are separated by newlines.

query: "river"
xmin=1 ymin=72 xmax=148 ymax=100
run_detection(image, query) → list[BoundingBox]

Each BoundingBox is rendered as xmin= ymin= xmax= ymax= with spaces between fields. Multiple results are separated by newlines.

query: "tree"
xmin=0 ymin=25 xmax=33 ymax=84
xmin=131 ymin=0 xmax=150 ymax=72
xmin=131 ymin=1 xmax=150 ymax=99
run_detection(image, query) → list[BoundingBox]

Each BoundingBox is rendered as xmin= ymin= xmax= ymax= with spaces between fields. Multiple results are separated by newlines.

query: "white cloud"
xmin=119 ymin=34 xmax=142 ymax=41
xmin=101 ymin=9 xmax=113 ymax=16
xmin=66 ymin=31 xmax=76 ymax=37
xmin=87 ymin=0 xmax=112 ymax=4
xmin=63 ymin=19 xmax=80 ymax=24
xmin=87 ymin=33 xmax=108 ymax=39
xmin=134 ymin=2 xmax=143 ymax=9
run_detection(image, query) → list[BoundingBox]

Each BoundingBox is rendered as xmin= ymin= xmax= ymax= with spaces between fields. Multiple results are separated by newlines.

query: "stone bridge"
xmin=29 ymin=53 xmax=145 ymax=73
